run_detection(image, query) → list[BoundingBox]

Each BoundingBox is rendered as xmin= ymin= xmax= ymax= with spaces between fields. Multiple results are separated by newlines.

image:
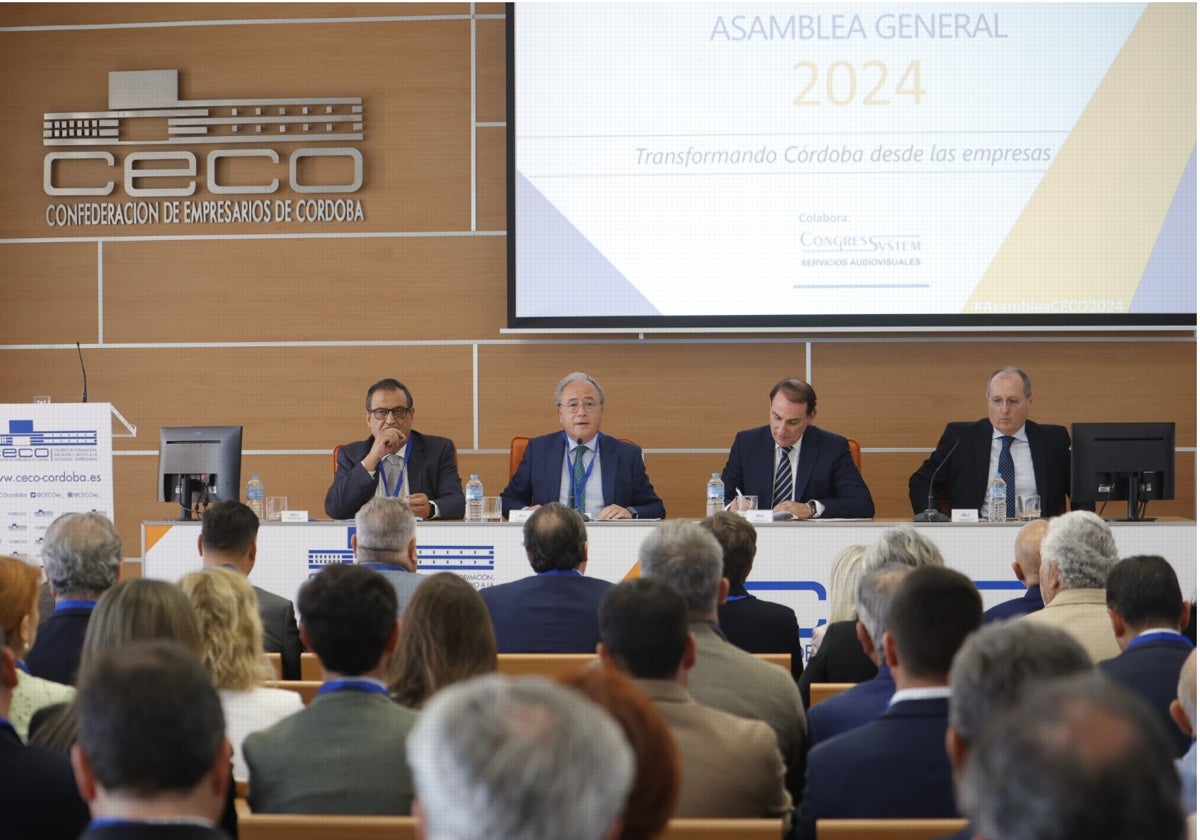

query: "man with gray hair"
xmin=353 ymin=497 xmax=424 ymax=617
xmin=26 ymin=512 xmax=120 ymax=685
xmin=1170 ymin=649 xmax=1196 ymax=813
xmin=861 ymin=525 xmax=946 ymax=570
xmin=501 ymin=371 xmax=664 ymax=519
xmin=639 ymin=519 xmax=807 ymax=799
xmin=407 ymin=674 xmax=634 ymax=840
xmin=1022 ymin=509 xmax=1121 ymax=662
xmin=806 ymin=565 xmax=911 ymax=746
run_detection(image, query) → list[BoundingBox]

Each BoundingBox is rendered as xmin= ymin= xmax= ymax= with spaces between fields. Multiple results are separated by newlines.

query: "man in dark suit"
xmin=198 ymin=500 xmax=302 ymax=681
xmin=0 ymin=625 xmax=90 ymax=840
xmin=909 ymin=366 xmax=1071 ymax=517
xmin=721 ymin=378 xmax=874 ymax=520
xmin=500 ymin=372 xmax=664 ymax=519
xmin=72 ymin=640 xmax=232 ymax=839
xmin=26 ymin=512 xmax=121 ymax=686
xmin=325 ymin=377 xmax=465 ymax=520
xmin=480 ymin=503 xmax=612 ymax=652
xmin=797 ymin=566 xmax=982 ymax=840
xmin=702 ymin=511 xmax=803 ymax=678
xmin=983 ymin=518 xmax=1049 ymax=623
xmin=1100 ymin=554 xmax=1194 ymax=757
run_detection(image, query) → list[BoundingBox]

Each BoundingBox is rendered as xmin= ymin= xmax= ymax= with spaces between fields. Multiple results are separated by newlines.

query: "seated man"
xmin=983 ymin=518 xmax=1049 ymax=622
xmin=71 ymin=640 xmax=232 ymax=839
xmin=198 ymin=500 xmax=302 ymax=680
xmin=702 ymin=511 xmax=803 ymax=678
xmin=909 ymin=366 xmax=1071 ymax=517
xmin=408 ymin=673 xmax=633 ymax=840
xmin=1171 ymin=650 xmax=1197 ymax=814
xmin=500 ymin=372 xmax=665 ymax=519
xmin=353 ymin=497 xmax=425 ymax=617
xmin=244 ymin=563 xmax=418 ymax=814
xmin=797 ymin=566 xmax=983 ymax=840
xmin=721 ymin=378 xmax=874 ymax=520
xmin=598 ymin=577 xmax=793 ymax=821
xmin=325 ymin=377 xmax=465 ymax=520
xmin=1099 ymin=554 xmax=1194 ymax=757
xmin=479 ymin=503 xmax=611 ymax=652
xmin=26 ymin=512 xmax=121 ymax=685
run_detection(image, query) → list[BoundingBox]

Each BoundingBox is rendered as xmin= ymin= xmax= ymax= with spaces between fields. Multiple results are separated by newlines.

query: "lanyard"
xmin=1126 ymin=631 xmax=1193 ymax=652
xmin=382 ymin=438 xmax=412 ymax=498
xmin=55 ymin=599 xmax=97 ymax=612
xmin=316 ymin=677 xmax=391 ymax=698
xmin=564 ymin=431 xmax=599 ymax=508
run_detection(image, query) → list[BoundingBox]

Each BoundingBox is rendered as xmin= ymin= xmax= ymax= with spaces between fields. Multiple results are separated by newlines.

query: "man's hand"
xmin=405 ymin=493 xmax=431 ymax=519
xmin=364 ymin=427 xmax=407 ymax=471
xmin=598 ymin=504 xmax=632 ymax=520
xmin=774 ymin=500 xmax=812 ymax=520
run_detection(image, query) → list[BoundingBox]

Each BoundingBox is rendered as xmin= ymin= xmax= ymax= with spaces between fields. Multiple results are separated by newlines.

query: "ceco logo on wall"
xmin=43 ymin=69 xmax=366 ymax=227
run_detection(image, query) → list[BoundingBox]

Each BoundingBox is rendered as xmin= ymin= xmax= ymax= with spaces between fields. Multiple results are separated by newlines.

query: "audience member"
xmin=909 ymin=366 xmax=1071 ymax=517
xmin=0 ymin=624 xmax=90 ymax=840
xmin=797 ymin=566 xmax=983 ymax=840
xmin=1100 ymin=554 xmax=1194 ymax=757
xmin=558 ymin=665 xmax=681 ymax=840
xmin=407 ymin=673 xmax=634 ymax=840
xmin=942 ymin=621 xmax=1093 ymax=839
xmin=244 ymin=563 xmax=418 ymax=814
xmin=598 ymin=578 xmax=793 ymax=821
xmin=389 ymin=572 xmax=497 ymax=708
xmin=1023 ymin=510 xmax=1121 ymax=662
xmin=352 ymin=497 xmax=425 ymax=617
xmin=1170 ymin=650 xmax=1197 ymax=813
xmin=325 ymin=377 xmax=465 ymax=520
xmin=500 ymin=371 xmax=665 ymax=519
xmin=178 ymin=567 xmax=303 ymax=782
xmin=720 ymin=377 xmax=874 ymax=519
xmin=809 ymin=543 xmax=866 ymax=654
xmin=25 ymin=512 xmax=121 ymax=685
xmin=806 ymin=565 xmax=910 ymax=746
xmin=959 ymin=673 xmax=1185 ymax=840
xmin=639 ymin=520 xmax=807 ymax=799
xmin=703 ymin=511 xmax=803 ymax=678
xmin=799 ymin=526 xmax=943 ymax=706
xmin=983 ymin=518 xmax=1049 ymax=622
xmin=71 ymin=640 xmax=233 ymax=840
xmin=198 ymin=500 xmax=302 ymax=679
xmin=480 ymin=503 xmax=612 ymax=652
xmin=0 ymin=555 xmax=75 ymax=741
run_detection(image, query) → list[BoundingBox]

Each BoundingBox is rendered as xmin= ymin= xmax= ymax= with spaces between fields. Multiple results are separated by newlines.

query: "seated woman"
xmin=179 ymin=566 xmax=303 ymax=783
xmin=0 ymin=555 xmax=74 ymax=741
xmin=388 ymin=572 xmax=497 ymax=708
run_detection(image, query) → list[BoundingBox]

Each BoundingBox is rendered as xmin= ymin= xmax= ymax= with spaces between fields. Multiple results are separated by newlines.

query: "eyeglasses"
xmin=988 ymin=397 xmax=1027 ymax=409
xmin=558 ymin=400 xmax=602 ymax=414
xmin=369 ymin=406 xmax=412 ymax=421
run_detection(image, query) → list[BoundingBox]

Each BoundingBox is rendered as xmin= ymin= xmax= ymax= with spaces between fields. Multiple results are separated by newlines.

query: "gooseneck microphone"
xmin=76 ymin=341 xmax=88 ymax=403
xmin=913 ymin=437 xmax=960 ymax=522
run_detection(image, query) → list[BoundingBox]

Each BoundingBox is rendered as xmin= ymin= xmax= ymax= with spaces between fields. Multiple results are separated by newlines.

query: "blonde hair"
xmin=0 ymin=555 xmax=41 ymax=657
xmin=827 ymin=544 xmax=867 ymax=623
xmin=178 ymin=567 xmax=273 ymax=690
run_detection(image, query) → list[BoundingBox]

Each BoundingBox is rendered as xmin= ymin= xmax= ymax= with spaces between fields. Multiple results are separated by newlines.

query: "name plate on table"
xmin=508 ymin=509 xmax=534 ymax=524
xmin=743 ymin=510 xmax=775 ymax=524
xmin=951 ymin=509 xmax=980 ymax=523
xmin=281 ymin=510 xmax=308 ymax=523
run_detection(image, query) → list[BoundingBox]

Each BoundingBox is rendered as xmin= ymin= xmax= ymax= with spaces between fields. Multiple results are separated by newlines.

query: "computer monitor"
xmin=157 ymin=426 xmax=243 ymax=520
xmin=1070 ymin=422 xmax=1175 ymax=522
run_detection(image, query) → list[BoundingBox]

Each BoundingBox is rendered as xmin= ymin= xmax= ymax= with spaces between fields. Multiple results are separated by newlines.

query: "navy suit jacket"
xmin=0 ymin=720 xmax=91 ymax=839
xmin=797 ymin=620 xmax=877 ymax=708
xmin=718 ymin=582 xmax=804 ymax=679
xmin=479 ymin=572 xmax=613 ymax=653
xmin=721 ymin=425 xmax=874 ymax=519
xmin=983 ymin=585 xmax=1045 ymax=624
xmin=908 ymin=419 xmax=1071 ymax=516
xmin=797 ymin=696 xmax=958 ymax=840
xmin=325 ymin=431 xmax=465 ymax=520
xmin=807 ymin=664 xmax=895 ymax=747
xmin=499 ymin=432 xmax=665 ymax=518
xmin=25 ymin=604 xmax=93 ymax=685
xmin=1099 ymin=635 xmax=1195 ymax=757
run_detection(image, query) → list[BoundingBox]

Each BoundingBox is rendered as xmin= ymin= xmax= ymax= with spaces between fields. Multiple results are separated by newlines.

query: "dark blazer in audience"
xmin=0 ymin=718 xmax=90 ymax=839
xmin=1099 ymin=634 xmax=1195 ymax=757
xmin=480 ymin=573 xmax=612 ymax=653
xmin=982 ymin=585 xmax=1044 ymax=623
xmin=24 ymin=603 xmax=94 ymax=685
xmin=718 ymin=581 xmax=804 ymax=679
xmin=254 ymin=585 xmax=302 ymax=681
xmin=806 ymin=663 xmax=895 ymax=747
xmin=796 ymin=619 xmax=877 ymax=708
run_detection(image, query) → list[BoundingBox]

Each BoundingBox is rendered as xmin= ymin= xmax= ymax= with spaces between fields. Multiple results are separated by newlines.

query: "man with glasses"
xmin=500 ymin=372 xmax=664 ymax=519
xmin=908 ymin=366 xmax=1071 ymax=518
xmin=325 ymin=378 xmax=465 ymax=520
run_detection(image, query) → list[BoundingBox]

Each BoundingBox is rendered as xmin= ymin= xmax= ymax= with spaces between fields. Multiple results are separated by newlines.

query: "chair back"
xmin=662 ymin=818 xmax=786 ymax=839
xmin=263 ymin=679 xmax=321 ymax=706
xmin=816 ymin=818 xmax=968 ymax=839
xmin=236 ymin=799 xmax=418 ymax=840
xmin=847 ymin=438 xmax=862 ymax=472
xmin=808 ymin=682 xmax=857 ymax=706
xmin=332 ymin=444 xmax=342 ymax=478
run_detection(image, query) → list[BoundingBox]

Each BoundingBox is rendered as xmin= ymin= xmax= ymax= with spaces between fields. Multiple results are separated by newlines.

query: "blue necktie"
xmin=999 ymin=436 xmax=1016 ymax=519
xmin=773 ymin=447 xmax=793 ymax=507
xmin=571 ymin=446 xmax=587 ymax=513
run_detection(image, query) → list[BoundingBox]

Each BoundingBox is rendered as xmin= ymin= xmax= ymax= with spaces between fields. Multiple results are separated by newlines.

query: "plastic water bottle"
xmin=986 ymin=473 xmax=1007 ymax=522
xmin=246 ymin=474 xmax=265 ymax=521
xmin=706 ymin=473 xmax=725 ymax=517
xmin=465 ymin=474 xmax=484 ymax=522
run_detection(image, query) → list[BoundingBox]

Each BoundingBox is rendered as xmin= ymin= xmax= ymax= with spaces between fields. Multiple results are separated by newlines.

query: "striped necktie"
xmin=772 ymin=446 xmax=793 ymax=507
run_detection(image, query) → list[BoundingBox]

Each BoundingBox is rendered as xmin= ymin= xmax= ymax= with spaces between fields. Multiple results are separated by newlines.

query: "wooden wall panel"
xmin=0 ymin=243 xmax=99 ymax=345
xmin=0 ymin=4 xmax=474 ymax=27
xmin=476 ymin=17 xmax=507 ymax=125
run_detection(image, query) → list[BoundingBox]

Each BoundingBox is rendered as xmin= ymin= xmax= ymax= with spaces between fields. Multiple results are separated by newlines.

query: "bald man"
xmin=983 ymin=518 xmax=1048 ymax=623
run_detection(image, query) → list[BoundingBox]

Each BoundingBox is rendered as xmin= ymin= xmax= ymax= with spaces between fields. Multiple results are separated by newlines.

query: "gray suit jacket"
xmin=244 ymin=689 xmax=418 ymax=814
xmin=253 ymin=585 xmax=302 ymax=681
xmin=370 ymin=566 xmax=425 ymax=618
xmin=686 ymin=622 xmax=808 ymax=799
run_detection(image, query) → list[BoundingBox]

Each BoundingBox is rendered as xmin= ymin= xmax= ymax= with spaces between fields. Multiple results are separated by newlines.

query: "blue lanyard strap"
xmin=317 ymin=677 xmax=391 ymax=698
xmin=55 ymin=599 xmax=97 ymax=612
xmin=1126 ymin=631 xmax=1193 ymax=651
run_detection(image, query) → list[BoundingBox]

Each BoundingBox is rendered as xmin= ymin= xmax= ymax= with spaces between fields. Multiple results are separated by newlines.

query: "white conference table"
xmin=143 ymin=518 xmax=1196 ymax=654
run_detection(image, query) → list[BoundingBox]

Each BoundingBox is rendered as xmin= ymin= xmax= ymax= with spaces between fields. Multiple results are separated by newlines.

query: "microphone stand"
xmin=913 ymin=438 xmax=961 ymax=522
